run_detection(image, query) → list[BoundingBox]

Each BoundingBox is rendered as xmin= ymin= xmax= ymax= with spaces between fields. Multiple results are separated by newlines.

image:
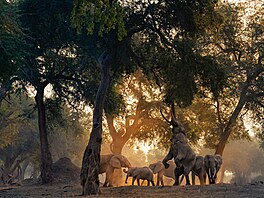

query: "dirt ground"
xmin=0 ymin=182 xmax=264 ymax=198
xmin=1 ymin=158 xmax=263 ymax=197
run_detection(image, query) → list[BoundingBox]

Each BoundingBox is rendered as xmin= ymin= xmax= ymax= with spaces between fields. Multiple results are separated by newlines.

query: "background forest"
xmin=0 ymin=0 xmax=263 ymax=194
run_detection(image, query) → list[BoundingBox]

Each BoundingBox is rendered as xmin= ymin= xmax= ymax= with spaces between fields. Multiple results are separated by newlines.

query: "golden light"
xmin=133 ymin=141 xmax=155 ymax=155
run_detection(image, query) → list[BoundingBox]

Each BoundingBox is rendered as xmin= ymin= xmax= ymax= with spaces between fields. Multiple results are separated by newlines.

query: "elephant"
xmin=123 ymin=167 xmax=155 ymax=186
xmin=162 ymin=132 xmax=196 ymax=186
xmin=99 ymin=154 xmax=131 ymax=187
xmin=214 ymin=154 xmax=223 ymax=174
xmin=191 ymin=155 xmax=206 ymax=185
xmin=149 ymin=160 xmax=176 ymax=186
xmin=204 ymin=154 xmax=223 ymax=184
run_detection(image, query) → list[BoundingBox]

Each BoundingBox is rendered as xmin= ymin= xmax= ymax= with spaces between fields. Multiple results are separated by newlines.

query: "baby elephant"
xmin=123 ymin=167 xmax=155 ymax=186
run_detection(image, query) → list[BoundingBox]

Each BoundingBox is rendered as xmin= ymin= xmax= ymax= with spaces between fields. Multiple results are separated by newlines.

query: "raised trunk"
xmin=35 ymin=85 xmax=53 ymax=183
xmin=80 ymin=53 xmax=111 ymax=195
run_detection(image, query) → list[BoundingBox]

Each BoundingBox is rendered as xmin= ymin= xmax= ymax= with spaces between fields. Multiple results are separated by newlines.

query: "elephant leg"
xmin=197 ymin=172 xmax=205 ymax=186
xmin=185 ymin=174 xmax=191 ymax=185
xmin=157 ymin=175 xmax=160 ymax=186
xmin=103 ymin=173 xmax=110 ymax=187
xmin=132 ymin=177 xmax=136 ymax=186
xmin=151 ymin=180 xmax=155 ymax=186
xmin=157 ymin=173 xmax=164 ymax=186
xmin=191 ymin=171 xmax=196 ymax=185
xmin=203 ymin=173 xmax=207 ymax=185
xmin=174 ymin=167 xmax=183 ymax=186
xmin=141 ymin=180 xmax=145 ymax=185
xmin=137 ymin=178 xmax=140 ymax=186
xmin=104 ymin=167 xmax=114 ymax=187
xmin=147 ymin=180 xmax=150 ymax=186
xmin=179 ymin=174 xmax=185 ymax=185
xmin=160 ymin=175 xmax=164 ymax=187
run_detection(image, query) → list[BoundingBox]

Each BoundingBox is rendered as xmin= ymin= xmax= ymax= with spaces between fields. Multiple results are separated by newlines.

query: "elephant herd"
xmin=99 ymin=106 xmax=223 ymax=187
xmin=99 ymin=152 xmax=222 ymax=187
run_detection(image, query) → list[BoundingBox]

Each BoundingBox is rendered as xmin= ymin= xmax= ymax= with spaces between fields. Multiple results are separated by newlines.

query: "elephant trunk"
xmin=162 ymin=160 xmax=169 ymax=169
xmin=209 ymin=167 xmax=216 ymax=184
xmin=125 ymin=174 xmax=129 ymax=184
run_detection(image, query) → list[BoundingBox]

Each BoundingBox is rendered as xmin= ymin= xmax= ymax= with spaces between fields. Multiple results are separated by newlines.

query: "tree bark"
xmin=215 ymin=67 xmax=262 ymax=156
xmin=215 ymin=90 xmax=247 ymax=156
xmin=35 ymin=84 xmax=53 ymax=183
xmin=80 ymin=52 xmax=111 ymax=195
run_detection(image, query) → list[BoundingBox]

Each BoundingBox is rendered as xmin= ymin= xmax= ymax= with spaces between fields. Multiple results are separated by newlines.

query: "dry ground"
xmin=1 ymin=159 xmax=262 ymax=197
xmin=0 ymin=182 xmax=264 ymax=198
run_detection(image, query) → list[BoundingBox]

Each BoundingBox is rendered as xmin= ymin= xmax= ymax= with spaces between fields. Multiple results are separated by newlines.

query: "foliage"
xmin=0 ymin=92 xmax=39 ymax=182
xmin=0 ymin=0 xmax=27 ymax=84
xmin=0 ymin=93 xmax=37 ymax=149
xmin=71 ymin=0 xmax=126 ymax=41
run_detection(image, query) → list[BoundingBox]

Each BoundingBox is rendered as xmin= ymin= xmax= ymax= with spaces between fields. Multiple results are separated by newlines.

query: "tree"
xmin=105 ymin=70 xmax=168 ymax=155
xmin=0 ymin=93 xmax=39 ymax=184
xmin=18 ymin=0 xmax=96 ymax=183
xmin=0 ymin=0 xmax=27 ymax=84
xmin=162 ymin=1 xmax=264 ymax=156
xmin=206 ymin=2 xmax=264 ymax=155
xmin=71 ymin=0 xmax=224 ymax=195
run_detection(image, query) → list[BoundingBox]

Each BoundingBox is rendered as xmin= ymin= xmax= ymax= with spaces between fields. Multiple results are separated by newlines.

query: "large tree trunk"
xmin=110 ymin=139 xmax=125 ymax=155
xmin=215 ymin=93 xmax=247 ymax=155
xmin=35 ymin=85 xmax=53 ymax=184
xmin=80 ymin=53 xmax=111 ymax=195
xmin=215 ymin=68 xmax=261 ymax=156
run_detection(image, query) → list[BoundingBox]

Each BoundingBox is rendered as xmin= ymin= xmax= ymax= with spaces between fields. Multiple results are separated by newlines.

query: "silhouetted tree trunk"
xmin=80 ymin=53 xmax=111 ymax=195
xmin=35 ymin=84 xmax=53 ymax=183
xmin=215 ymin=92 xmax=247 ymax=156
xmin=215 ymin=69 xmax=260 ymax=156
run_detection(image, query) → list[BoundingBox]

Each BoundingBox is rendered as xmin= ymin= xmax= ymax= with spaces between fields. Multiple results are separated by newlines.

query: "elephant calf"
xmin=149 ymin=160 xmax=175 ymax=186
xmin=123 ymin=167 xmax=155 ymax=186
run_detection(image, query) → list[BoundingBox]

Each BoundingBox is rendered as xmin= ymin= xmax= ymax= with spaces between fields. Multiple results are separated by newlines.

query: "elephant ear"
xmin=153 ymin=162 xmax=164 ymax=174
xmin=195 ymin=156 xmax=204 ymax=170
xmin=109 ymin=156 xmax=121 ymax=169
xmin=204 ymin=155 xmax=211 ymax=168
xmin=215 ymin=154 xmax=223 ymax=166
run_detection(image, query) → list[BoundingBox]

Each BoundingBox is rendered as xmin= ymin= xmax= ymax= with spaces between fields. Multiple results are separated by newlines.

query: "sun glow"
xmin=133 ymin=141 xmax=155 ymax=155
